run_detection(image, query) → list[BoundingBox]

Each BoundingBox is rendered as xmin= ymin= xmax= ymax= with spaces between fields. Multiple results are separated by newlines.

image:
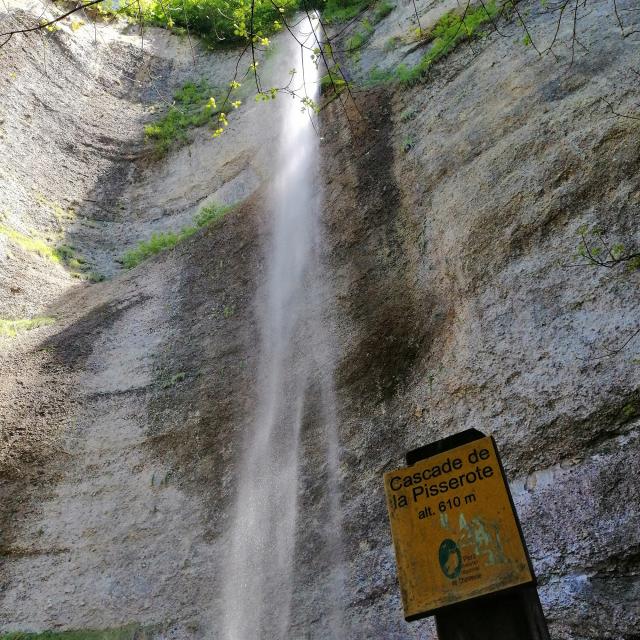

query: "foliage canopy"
xmin=125 ymin=0 xmax=299 ymax=46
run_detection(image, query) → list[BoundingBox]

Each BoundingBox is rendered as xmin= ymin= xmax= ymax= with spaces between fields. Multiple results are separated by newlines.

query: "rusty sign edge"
xmin=384 ymin=433 xmax=536 ymax=620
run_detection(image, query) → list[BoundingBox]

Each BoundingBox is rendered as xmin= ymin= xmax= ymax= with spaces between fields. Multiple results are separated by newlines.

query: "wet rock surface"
xmin=1 ymin=0 xmax=639 ymax=638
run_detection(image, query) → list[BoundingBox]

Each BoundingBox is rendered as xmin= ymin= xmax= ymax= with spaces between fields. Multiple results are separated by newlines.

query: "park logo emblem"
xmin=439 ymin=538 xmax=462 ymax=579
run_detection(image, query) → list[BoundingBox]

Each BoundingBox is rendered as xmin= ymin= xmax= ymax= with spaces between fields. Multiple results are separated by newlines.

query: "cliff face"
xmin=0 ymin=0 xmax=638 ymax=639
xmin=321 ymin=3 xmax=640 ymax=636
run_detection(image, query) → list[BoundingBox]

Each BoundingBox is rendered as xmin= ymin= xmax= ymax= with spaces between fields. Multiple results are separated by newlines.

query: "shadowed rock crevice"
xmin=143 ymin=196 xmax=265 ymax=540
xmin=323 ymin=90 xmax=447 ymax=403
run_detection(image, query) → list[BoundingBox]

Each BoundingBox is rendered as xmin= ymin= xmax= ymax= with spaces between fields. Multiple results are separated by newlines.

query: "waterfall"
xmin=221 ymin=15 xmax=343 ymax=639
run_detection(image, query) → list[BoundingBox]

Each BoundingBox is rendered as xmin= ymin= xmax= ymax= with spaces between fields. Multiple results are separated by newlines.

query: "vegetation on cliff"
xmin=364 ymin=1 xmax=499 ymax=86
xmin=0 ymin=626 xmax=146 ymax=640
xmin=144 ymin=80 xmax=242 ymax=156
xmin=121 ymin=203 xmax=232 ymax=268
xmin=0 ymin=317 xmax=55 ymax=337
xmin=0 ymin=223 xmax=101 ymax=280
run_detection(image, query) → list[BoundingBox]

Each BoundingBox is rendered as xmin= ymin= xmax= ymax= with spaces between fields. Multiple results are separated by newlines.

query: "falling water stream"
xmin=222 ymin=15 xmax=343 ymax=639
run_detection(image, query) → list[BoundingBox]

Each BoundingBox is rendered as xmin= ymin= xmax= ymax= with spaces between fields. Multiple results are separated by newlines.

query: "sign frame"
xmin=385 ymin=429 xmax=537 ymax=622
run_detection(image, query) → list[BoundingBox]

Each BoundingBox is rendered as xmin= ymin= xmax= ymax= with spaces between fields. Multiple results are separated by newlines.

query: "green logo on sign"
xmin=439 ymin=538 xmax=462 ymax=579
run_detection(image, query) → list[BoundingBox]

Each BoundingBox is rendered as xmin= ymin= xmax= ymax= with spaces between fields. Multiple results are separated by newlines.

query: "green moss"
xmin=0 ymin=224 xmax=60 ymax=262
xmin=399 ymin=1 xmax=499 ymax=86
xmin=627 ymin=255 xmax=640 ymax=271
xmin=346 ymin=30 xmax=366 ymax=52
xmin=323 ymin=0 xmax=391 ymax=27
xmin=161 ymin=371 xmax=187 ymax=388
xmin=367 ymin=1 xmax=499 ymax=87
xmin=84 ymin=272 xmax=106 ymax=283
xmin=399 ymin=107 xmax=417 ymax=122
xmin=0 ymin=624 xmax=144 ymax=640
xmin=194 ymin=203 xmax=232 ymax=228
xmin=122 ymin=202 xmax=233 ymax=269
xmin=622 ymin=403 xmax=637 ymax=421
xmin=121 ymin=230 xmax=189 ymax=269
xmin=320 ymin=65 xmax=348 ymax=94
xmin=346 ymin=18 xmax=374 ymax=57
xmin=0 ymin=224 xmax=100 ymax=280
xmin=366 ymin=66 xmax=394 ymax=85
xmin=383 ymin=35 xmax=402 ymax=52
xmin=0 ymin=317 xmax=55 ymax=337
xmin=144 ymin=80 xmax=225 ymax=156
xmin=322 ymin=0 xmax=368 ymax=23
xmin=373 ymin=0 xmax=395 ymax=22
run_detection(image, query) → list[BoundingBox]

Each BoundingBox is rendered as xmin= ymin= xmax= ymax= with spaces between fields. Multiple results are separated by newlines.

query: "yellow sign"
xmin=384 ymin=436 xmax=533 ymax=619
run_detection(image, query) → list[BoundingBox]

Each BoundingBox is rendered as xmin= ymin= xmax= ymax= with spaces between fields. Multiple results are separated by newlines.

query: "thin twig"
xmin=0 ymin=0 xmax=106 ymax=47
xmin=579 ymin=327 xmax=640 ymax=360
xmin=601 ymin=96 xmax=640 ymax=121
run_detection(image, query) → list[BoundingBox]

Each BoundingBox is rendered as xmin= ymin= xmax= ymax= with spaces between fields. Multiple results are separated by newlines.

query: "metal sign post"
xmin=384 ymin=429 xmax=550 ymax=639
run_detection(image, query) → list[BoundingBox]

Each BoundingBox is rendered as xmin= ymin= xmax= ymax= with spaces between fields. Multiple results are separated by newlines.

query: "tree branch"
xmin=0 ymin=0 xmax=106 ymax=48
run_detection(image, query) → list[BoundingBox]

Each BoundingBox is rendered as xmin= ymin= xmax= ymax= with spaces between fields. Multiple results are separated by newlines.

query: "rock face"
xmin=0 ymin=0 xmax=638 ymax=639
